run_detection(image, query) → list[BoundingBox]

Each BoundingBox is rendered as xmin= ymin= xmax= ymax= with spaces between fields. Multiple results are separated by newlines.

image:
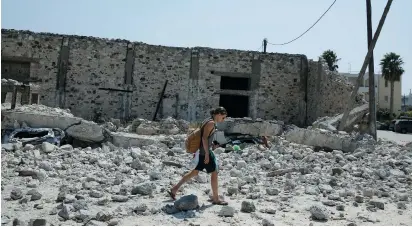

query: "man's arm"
xmin=202 ymin=121 xmax=215 ymax=155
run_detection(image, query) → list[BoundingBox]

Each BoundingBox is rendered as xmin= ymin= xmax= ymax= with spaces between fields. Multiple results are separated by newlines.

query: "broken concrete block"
xmin=41 ymin=142 xmax=56 ymax=153
xmin=284 ymin=128 xmax=358 ymax=153
xmin=2 ymin=143 xmax=15 ymax=151
xmin=136 ymin=123 xmax=159 ymax=135
xmin=65 ymin=119 xmax=105 ymax=142
xmin=2 ymin=111 xmax=105 ymax=142
xmin=217 ymin=118 xmax=283 ymax=136
xmin=312 ymin=104 xmax=369 ymax=132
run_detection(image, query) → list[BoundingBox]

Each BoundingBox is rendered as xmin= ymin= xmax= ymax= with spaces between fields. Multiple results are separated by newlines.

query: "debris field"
xmin=1 ymin=104 xmax=412 ymax=226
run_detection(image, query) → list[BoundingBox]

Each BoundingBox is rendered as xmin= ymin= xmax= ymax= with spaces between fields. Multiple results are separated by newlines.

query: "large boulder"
xmin=174 ymin=194 xmax=199 ymax=211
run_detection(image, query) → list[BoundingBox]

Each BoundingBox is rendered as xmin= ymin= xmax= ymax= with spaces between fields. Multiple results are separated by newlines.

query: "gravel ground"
xmin=1 ymin=133 xmax=412 ymax=226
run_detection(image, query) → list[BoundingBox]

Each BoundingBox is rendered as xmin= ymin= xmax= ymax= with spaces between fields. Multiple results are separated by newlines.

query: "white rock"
xmin=13 ymin=142 xmax=23 ymax=151
xmin=2 ymin=143 xmax=14 ymax=151
xmin=39 ymin=161 xmax=53 ymax=171
xmin=237 ymin=160 xmax=247 ymax=169
xmin=60 ymin=144 xmax=73 ymax=151
xmin=195 ymin=175 xmax=208 ymax=183
xmin=23 ymin=144 xmax=35 ymax=151
xmin=13 ymin=120 xmax=20 ymax=129
xmin=214 ymin=147 xmax=225 ymax=154
xmin=41 ymin=142 xmax=56 ymax=153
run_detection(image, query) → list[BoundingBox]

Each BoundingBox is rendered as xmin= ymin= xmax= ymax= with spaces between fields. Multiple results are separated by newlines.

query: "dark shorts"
xmin=194 ymin=152 xmax=217 ymax=173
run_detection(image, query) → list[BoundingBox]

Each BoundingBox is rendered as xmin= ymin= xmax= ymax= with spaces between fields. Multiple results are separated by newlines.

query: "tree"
xmin=321 ymin=50 xmax=340 ymax=71
xmin=380 ymin=52 xmax=405 ymax=114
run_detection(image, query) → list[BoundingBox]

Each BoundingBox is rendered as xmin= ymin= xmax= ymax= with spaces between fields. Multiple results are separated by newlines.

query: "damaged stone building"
xmin=1 ymin=29 xmax=354 ymax=126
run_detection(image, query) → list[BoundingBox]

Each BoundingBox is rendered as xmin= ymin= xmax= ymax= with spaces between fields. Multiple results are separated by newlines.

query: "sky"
xmin=1 ymin=0 xmax=411 ymax=95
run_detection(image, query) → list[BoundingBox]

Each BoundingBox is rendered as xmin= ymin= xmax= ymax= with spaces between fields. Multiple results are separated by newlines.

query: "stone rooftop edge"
xmin=1 ymin=28 xmax=307 ymax=58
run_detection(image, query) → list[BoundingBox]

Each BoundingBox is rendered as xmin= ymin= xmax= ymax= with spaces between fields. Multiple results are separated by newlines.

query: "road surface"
xmin=377 ymin=130 xmax=412 ymax=145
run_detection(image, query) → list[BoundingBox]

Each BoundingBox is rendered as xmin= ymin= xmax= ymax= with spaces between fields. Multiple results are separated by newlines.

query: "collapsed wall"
xmin=306 ymin=59 xmax=362 ymax=125
xmin=1 ymin=29 xmax=354 ymax=126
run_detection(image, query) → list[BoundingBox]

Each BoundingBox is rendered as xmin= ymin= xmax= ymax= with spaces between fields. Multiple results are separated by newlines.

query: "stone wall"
xmin=1 ymin=29 xmax=353 ymax=126
xmin=307 ymin=59 xmax=355 ymax=125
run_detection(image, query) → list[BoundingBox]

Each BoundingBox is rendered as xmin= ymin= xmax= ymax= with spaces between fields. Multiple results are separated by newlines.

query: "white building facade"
xmin=402 ymin=91 xmax=412 ymax=111
xmin=341 ymin=72 xmax=402 ymax=114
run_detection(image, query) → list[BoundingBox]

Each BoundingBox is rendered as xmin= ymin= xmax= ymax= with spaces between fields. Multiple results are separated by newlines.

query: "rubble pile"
xmin=1 ymin=104 xmax=411 ymax=225
xmin=1 ymin=79 xmax=41 ymax=89
xmin=107 ymin=117 xmax=190 ymax=135
xmin=216 ymin=118 xmax=284 ymax=137
xmin=1 ymin=104 xmax=74 ymax=118
xmin=284 ymin=126 xmax=377 ymax=153
xmin=1 ymin=130 xmax=411 ymax=226
xmin=312 ymin=104 xmax=369 ymax=132
xmin=11 ymin=105 xmax=74 ymax=117
xmin=1 ymin=79 xmax=23 ymax=86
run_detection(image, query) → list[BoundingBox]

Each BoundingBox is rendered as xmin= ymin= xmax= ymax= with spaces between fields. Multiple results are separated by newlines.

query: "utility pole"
xmin=263 ymin=38 xmax=267 ymax=53
xmin=339 ymin=0 xmax=393 ymax=131
xmin=403 ymin=93 xmax=406 ymax=111
xmin=367 ymin=0 xmax=377 ymax=140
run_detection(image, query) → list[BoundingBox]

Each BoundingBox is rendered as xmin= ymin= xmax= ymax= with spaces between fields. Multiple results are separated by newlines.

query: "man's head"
xmin=210 ymin=106 xmax=227 ymax=123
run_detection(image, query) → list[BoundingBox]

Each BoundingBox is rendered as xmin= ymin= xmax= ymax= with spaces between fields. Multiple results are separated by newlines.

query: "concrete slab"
xmin=2 ymin=111 xmax=105 ymax=142
xmin=284 ymin=128 xmax=358 ymax=153
xmin=217 ymin=118 xmax=284 ymax=136
xmin=312 ymin=104 xmax=369 ymax=132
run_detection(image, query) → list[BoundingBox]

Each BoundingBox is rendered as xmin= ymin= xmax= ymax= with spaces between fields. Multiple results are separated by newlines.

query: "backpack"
xmin=185 ymin=119 xmax=214 ymax=153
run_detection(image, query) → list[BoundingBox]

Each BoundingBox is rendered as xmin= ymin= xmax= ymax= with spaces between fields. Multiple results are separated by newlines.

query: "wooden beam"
xmin=210 ymin=71 xmax=253 ymax=78
xmin=153 ymin=80 xmax=169 ymax=121
xmin=10 ymin=86 xmax=18 ymax=109
xmin=1 ymin=56 xmax=40 ymax=63
xmin=214 ymin=89 xmax=252 ymax=97
xmin=98 ymin=87 xmax=133 ymax=93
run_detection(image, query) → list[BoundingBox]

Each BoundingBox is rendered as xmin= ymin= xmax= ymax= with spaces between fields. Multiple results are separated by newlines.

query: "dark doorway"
xmin=220 ymin=76 xmax=250 ymax=90
xmin=31 ymin=93 xmax=39 ymax=104
xmin=1 ymin=61 xmax=31 ymax=82
xmin=219 ymin=94 xmax=249 ymax=118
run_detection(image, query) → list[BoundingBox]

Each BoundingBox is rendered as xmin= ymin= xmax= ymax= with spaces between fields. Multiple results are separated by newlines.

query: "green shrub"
xmin=399 ymin=111 xmax=412 ymax=118
xmin=377 ymin=108 xmax=396 ymax=121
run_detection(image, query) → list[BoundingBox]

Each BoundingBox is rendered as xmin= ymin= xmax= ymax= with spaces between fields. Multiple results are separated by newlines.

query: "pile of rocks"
xmin=121 ymin=117 xmax=190 ymax=135
xmin=311 ymin=104 xmax=369 ymax=132
xmin=1 ymin=78 xmax=23 ymax=86
xmin=1 ymin=129 xmax=411 ymax=226
xmin=8 ymin=104 xmax=74 ymax=117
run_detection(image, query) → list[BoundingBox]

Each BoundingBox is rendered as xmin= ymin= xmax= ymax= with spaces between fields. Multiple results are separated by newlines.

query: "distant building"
xmin=402 ymin=91 xmax=412 ymax=111
xmin=339 ymin=72 xmax=378 ymax=102
xmin=341 ymin=72 xmax=402 ymax=114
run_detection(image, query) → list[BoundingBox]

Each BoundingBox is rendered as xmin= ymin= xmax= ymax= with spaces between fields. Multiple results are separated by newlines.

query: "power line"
xmin=267 ymin=0 xmax=337 ymax=46
xmin=256 ymin=40 xmax=263 ymax=52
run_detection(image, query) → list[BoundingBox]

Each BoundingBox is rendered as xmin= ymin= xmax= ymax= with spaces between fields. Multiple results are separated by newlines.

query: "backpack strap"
xmin=199 ymin=119 xmax=215 ymax=146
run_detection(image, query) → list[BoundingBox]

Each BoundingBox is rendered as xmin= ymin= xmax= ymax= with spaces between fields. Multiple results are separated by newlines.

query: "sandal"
xmin=167 ymin=190 xmax=176 ymax=200
xmin=212 ymin=200 xmax=228 ymax=206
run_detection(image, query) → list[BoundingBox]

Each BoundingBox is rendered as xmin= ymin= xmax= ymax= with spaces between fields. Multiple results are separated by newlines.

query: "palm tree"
xmin=321 ymin=50 xmax=340 ymax=72
xmin=380 ymin=52 xmax=405 ymax=114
